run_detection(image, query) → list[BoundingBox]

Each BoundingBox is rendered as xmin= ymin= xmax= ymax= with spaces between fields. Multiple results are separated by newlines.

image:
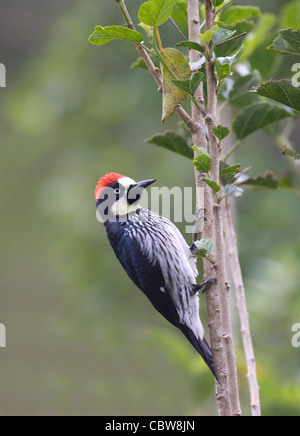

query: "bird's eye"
xmin=114 ymin=188 xmax=120 ymax=195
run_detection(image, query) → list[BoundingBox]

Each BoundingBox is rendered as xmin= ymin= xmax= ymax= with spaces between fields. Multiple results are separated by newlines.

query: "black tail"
xmin=181 ymin=326 xmax=220 ymax=384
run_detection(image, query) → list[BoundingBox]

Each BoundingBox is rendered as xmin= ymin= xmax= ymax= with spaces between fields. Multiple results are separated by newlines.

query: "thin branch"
xmin=117 ymin=0 xmax=133 ymax=28
xmin=169 ymin=17 xmax=187 ymax=41
xmin=134 ymin=47 xmax=161 ymax=89
xmin=224 ymin=199 xmax=261 ymax=416
xmin=216 ymin=32 xmax=247 ymax=46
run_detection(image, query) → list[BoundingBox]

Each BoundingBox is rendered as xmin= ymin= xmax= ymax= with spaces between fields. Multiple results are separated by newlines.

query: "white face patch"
xmin=111 ymin=177 xmax=141 ymax=216
xmin=118 ymin=177 xmax=136 ymax=190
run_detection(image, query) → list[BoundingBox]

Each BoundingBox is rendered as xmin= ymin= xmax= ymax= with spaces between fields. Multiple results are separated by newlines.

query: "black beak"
xmin=133 ymin=179 xmax=156 ymax=190
xmin=127 ymin=179 xmax=156 ymax=205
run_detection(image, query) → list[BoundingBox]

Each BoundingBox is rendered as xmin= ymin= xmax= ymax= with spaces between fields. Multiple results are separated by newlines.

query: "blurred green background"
xmin=0 ymin=0 xmax=299 ymax=416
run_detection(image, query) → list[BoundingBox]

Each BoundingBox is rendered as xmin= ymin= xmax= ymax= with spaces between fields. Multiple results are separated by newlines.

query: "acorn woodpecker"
xmin=95 ymin=172 xmax=216 ymax=379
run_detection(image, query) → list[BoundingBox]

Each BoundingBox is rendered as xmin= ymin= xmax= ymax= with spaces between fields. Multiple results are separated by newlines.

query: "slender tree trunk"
xmin=221 ymin=107 xmax=261 ymax=416
xmin=187 ymin=0 xmax=231 ymax=416
xmin=204 ymin=0 xmax=241 ymax=416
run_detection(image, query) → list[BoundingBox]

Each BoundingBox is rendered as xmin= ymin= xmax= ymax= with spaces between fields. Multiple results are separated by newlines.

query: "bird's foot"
xmin=191 ymin=275 xmax=217 ymax=296
xmin=189 ymin=242 xmax=198 ymax=255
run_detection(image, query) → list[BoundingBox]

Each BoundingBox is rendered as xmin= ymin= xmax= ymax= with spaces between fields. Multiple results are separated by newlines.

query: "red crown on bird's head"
xmin=95 ymin=172 xmax=125 ymax=199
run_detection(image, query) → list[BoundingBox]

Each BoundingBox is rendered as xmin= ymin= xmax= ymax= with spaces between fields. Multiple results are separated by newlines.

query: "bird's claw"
xmin=191 ymin=275 xmax=217 ymax=296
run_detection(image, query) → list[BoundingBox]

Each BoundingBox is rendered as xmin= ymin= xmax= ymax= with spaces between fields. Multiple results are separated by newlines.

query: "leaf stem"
xmin=225 ymin=139 xmax=241 ymax=160
xmin=139 ymin=42 xmax=155 ymax=56
xmin=154 ymin=25 xmax=164 ymax=53
xmin=154 ymin=45 xmax=178 ymax=80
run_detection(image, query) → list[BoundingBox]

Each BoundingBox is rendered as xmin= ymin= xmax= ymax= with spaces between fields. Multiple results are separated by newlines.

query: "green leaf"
xmin=216 ymin=44 xmax=246 ymax=66
xmin=194 ymin=238 xmax=215 ymax=254
xmin=171 ymin=79 xmax=191 ymax=94
xmin=232 ymin=103 xmax=294 ymax=140
xmin=281 ymin=1 xmax=300 ymax=30
xmin=268 ymin=36 xmax=298 ymax=56
xmin=201 ymin=178 xmax=221 ymax=193
xmin=138 ymin=22 xmax=154 ymax=39
xmin=212 ymin=28 xmax=236 ymax=46
xmin=176 ymin=41 xmax=205 ymax=55
xmin=224 ymin=184 xmax=244 ymax=197
xmin=220 ymin=164 xmax=241 ymax=176
xmin=215 ymin=45 xmax=246 ymax=80
xmin=281 ymin=145 xmax=300 ymax=160
xmin=212 ymin=125 xmax=230 ymax=141
xmin=89 ymin=26 xmax=143 ymax=46
xmin=220 ymin=6 xmax=261 ymax=25
xmin=268 ymin=28 xmax=300 ymax=56
xmin=145 ymin=131 xmax=193 ymax=159
xmin=215 ymin=61 xmax=231 ymax=80
xmin=239 ymin=171 xmax=300 ymax=193
xmin=220 ymin=162 xmax=242 ymax=186
xmin=172 ymin=71 xmax=204 ymax=95
xmin=213 ymin=0 xmax=225 ymax=7
xmin=238 ymin=171 xmax=279 ymax=189
xmin=161 ymin=48 xmax=191 ymax=121
xmin=200 ymin=26 xmax=219 ymax=45
xmin=250 ymin=79 xmax=300 ymax=113
xmin=279 ymin=28 xmax=300 ymax=54
xmin=191 ymin=72 xmax=205 ymax=93
xmin=194 ymin=238 xmax=215 ymax=263
xmin=192 ymin=147 xmax=211 ymax=173
xmin=214 ymin=20 xmax=253 ymax=57
xmin=138 ymin=0 xmax=179 ymax=27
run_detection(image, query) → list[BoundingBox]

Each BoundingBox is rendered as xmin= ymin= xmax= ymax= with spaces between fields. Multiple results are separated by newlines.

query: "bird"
xmin=95 ymin=172 xmax=217 ymax=380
